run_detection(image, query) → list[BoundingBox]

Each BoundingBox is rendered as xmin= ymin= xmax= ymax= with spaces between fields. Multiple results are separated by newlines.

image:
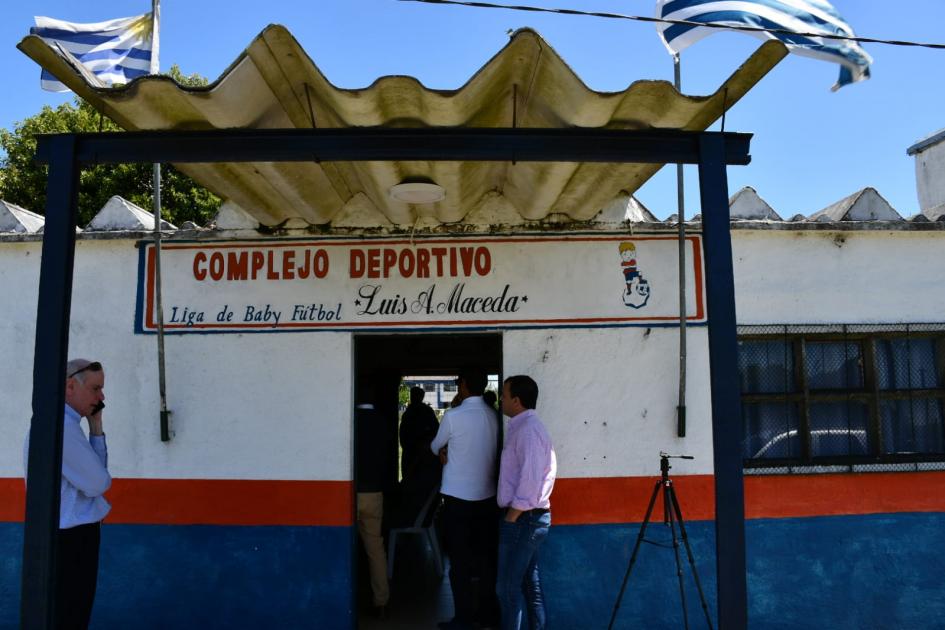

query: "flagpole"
xmin=674 ymin=53 xmax=688 ymax=438
xmin=150 ymin=0 xmax=171 ymax=441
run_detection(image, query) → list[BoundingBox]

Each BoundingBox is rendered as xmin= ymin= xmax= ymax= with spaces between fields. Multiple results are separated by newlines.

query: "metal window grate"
xmin=739 ymin=324 xmax=945 ymax=473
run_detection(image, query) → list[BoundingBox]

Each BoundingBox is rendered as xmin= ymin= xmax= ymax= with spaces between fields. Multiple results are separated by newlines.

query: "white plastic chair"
xmin=387 ymin=486 xmax=444 ymax=579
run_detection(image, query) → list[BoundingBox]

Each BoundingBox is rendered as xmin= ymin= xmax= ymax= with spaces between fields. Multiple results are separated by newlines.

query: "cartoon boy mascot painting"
xmin=619 ymin=241 xmax=650 ymax=309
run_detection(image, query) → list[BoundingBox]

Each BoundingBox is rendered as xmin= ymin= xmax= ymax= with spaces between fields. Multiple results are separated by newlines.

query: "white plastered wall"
xmin=3 ymin=228 xmax=945 ymax=482
xmin=0 ymin=239 xmax=353 ymax=481
xmin=503 ymin=229 xmax=945 ymax=479
xmin=915 ymin=139 xmax=945 ymax=217
xmin=503 ymin=327 xmax=713 ymax=477
xmin=733 ymin=230 xmax=945 ymax=323
xmin=0 ymin=242 xmax=41 ymax=478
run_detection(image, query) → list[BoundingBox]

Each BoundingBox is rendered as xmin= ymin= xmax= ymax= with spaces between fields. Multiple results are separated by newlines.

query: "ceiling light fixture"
xmin=388 ymin=182 xmax=446 ymax=204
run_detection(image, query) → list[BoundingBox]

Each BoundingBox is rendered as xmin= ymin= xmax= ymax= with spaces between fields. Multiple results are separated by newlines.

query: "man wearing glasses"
xmin=24 ymin=359 xmax=111 ymax=629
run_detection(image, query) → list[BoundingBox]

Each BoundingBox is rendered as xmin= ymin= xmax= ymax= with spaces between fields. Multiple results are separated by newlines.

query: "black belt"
xmin=525 ymin=508 xmax=549 ymax=515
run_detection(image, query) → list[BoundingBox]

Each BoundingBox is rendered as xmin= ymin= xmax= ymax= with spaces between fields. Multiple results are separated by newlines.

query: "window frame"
xmin=739 ymin=325 xmax=945 ymax=470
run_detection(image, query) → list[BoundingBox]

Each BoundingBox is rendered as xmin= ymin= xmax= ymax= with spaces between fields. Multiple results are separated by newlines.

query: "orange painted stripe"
xmin=6 ymin=472 xmax=941 ymax=526
xmin=552 ymin=472 xmax=945 ymax=524
xmin=743 ymin=472 xmax=945 ymax=519
xmin=551 ymin=476 xmax=717 ymax=525
xmin=0 ymin=478 xmax=353 ymax=526
xmin=0 ymin=478 xmax=23 ymax=521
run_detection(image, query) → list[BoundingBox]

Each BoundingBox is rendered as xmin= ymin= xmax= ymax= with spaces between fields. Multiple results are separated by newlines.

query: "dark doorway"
xmin=353 ymin=333 xmax=502 ymax=628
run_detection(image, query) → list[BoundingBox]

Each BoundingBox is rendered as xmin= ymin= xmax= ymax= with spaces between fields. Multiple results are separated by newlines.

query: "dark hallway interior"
xmin=353 ymin=333 xmax=502 ymax=629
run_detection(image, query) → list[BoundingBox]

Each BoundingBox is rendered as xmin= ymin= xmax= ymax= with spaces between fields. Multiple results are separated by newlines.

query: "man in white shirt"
xmin=430 ymin=366 xmax=500 ymax=630
xmin=24 ymin=358 xmax=111 ymax=630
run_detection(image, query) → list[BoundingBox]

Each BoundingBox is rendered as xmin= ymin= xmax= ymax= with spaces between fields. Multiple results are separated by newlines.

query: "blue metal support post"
xmin=698 ymin=134 xmax=748 ymax=629
xmin=20 ymin=135 xmax=80 ymax=629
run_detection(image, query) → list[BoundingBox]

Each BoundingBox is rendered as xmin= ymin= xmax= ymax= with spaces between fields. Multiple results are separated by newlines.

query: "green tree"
xmin=0 ymin=65 xmax=219 ymax=227
xmin=399 ymin=379 xmax=411 ymax=409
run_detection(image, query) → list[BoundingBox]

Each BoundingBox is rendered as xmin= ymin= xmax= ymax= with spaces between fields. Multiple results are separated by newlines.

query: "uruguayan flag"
xmin=32 ymin=13 xmax=154 ymax=92
xmin=656 ymin=0 xmax=873 ymax=90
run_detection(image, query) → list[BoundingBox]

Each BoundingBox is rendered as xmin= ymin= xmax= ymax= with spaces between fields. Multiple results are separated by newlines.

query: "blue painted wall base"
xmin=3 ymin=513 xmax=945 ymax=629
xmin=1 ymin=524 xmax=353 ymax=630
xmin=544 ymin=513 xmax=945 ymax=629
xmin=544 ymin=520 xmax=719 ymax=629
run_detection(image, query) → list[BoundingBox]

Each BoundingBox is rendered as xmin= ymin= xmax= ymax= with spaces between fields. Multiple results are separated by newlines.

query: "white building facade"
xmin=1 ymin=191 xmax=943 ymax=628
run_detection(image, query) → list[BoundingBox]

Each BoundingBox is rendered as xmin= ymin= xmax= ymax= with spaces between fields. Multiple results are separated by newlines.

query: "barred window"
xmin=738 ymin=325 xmax=945 ymax=471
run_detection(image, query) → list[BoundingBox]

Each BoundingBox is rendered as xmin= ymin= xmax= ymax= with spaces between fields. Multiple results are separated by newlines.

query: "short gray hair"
xmin=66 ymin=358 xmax=102 ymax=384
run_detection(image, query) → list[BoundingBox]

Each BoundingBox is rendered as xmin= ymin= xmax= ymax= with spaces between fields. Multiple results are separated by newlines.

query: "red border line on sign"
xmin=691 ymin=236 xmax=705 ymax=320
xmin=151 ymin=235 xmax=700 ymax=250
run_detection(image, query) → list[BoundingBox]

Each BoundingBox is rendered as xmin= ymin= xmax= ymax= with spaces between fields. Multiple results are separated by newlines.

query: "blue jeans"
xmin=496 ymin=510 xmax=551 ymax=630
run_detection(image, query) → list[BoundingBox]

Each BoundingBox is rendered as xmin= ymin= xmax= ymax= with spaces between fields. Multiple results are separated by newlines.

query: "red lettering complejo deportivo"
xmin=192 ymin=248 xmax=329 ymax=281
xmin=349 ymin=246 xmax=491 ymax=279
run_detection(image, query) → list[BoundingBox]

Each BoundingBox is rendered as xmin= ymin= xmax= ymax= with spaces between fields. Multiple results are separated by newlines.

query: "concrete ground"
xmin=357 ymin=530 xmax=454 ymax=630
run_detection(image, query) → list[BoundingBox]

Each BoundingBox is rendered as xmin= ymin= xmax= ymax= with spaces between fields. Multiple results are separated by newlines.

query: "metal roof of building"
xmin=807 ymin=187 xmax=902 ymax=223
xmin=5 ymin=183 xmax=943 ymax=239
xmin=19 ymin=25 xmax=788 ymax=228
xmin=0 ymin=200 xmax=45 ymax=234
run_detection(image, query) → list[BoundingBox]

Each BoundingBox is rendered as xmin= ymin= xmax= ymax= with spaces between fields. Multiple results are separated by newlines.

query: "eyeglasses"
xmin=68 ymin=362 xmax=102 ymax=379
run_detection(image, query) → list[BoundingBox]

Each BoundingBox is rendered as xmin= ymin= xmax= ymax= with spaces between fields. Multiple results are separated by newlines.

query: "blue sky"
xmin=1 ymin=1 xmax=943 ymax=219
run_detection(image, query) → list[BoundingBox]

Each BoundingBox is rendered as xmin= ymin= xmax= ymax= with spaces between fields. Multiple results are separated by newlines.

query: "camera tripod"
xmin=607 ymin=453 xmax=714 ymax=630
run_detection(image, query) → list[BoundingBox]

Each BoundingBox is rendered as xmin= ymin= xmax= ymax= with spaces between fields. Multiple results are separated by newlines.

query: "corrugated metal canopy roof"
xmin=19 ymin=25 xmax=787 ymax=227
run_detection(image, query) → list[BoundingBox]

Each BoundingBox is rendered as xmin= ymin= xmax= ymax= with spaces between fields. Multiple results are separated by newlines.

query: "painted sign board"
xmin=135 ymin=234 xmax=705 ymax=333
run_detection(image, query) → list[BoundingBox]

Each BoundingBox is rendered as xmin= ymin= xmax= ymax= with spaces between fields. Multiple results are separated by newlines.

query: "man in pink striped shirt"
xmin=496 ymin=375 xmax=557 ymax=630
